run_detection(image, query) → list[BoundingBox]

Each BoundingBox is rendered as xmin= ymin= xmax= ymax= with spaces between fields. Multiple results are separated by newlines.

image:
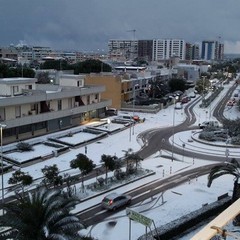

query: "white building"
xmin=0 ymin=76 xmax=111 ymax=144
xmin=152 ymin=39 xmax=186 ymax=61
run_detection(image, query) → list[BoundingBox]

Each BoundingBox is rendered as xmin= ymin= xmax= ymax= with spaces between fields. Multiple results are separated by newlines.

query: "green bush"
xmin=16 ymin=141 xmax=33 ymax=151
xmin=231 ymin=135 xmax=240 ymax=145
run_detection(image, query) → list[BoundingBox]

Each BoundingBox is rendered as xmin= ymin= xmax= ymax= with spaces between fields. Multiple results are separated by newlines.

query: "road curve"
xmin=137 ymin=84 xmax=239 ymax=162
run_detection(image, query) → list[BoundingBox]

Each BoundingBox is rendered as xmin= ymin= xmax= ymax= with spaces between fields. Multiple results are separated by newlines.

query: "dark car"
xmin=101 ymin=193 xmax=132 ymax=211
xmin=105 ymin=108 xmax=118 ymax=116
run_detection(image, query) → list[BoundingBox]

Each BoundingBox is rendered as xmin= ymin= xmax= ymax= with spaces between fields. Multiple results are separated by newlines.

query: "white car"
xmin=175 ymin=102 xmax=183 ymax=109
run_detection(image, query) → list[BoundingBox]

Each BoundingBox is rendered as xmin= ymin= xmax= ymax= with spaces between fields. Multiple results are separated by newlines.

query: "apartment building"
xmin=185 ymin=43 xmax=200 ymax=61
xmin=0 ymin=76 xmax=111 ymax=144
xmin=108 ymin=40 xmax=138 ymax=61
xmin=153 ymin=39 xmax=186 ymax=61
xmin=138 ymin=40 xmax=153 ymax=62
xmin=85 ymin=71 xmax=153 ymax=110
xmin=0 ymin=47 xmax=18 ymax=61
xmin=201 ymin=40 xmax=224 ymax=61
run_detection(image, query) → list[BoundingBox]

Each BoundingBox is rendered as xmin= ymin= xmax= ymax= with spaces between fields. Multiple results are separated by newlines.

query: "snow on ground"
xmin=1 ymin=80 xmax=240 ymax=239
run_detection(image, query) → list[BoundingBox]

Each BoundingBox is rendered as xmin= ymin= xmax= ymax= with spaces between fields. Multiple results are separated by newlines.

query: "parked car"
xmin=227 ymin=100 xmax=234 ymax=106
xmin=181 ymin=96 xmax=189 ymax=104
xmin=175 ymin=102 xmax=183 ymax=109
xmin=101 ymin=193 xmax=132 ymax=211
xmin=189 ymin=93 xmax=196 ymax=98
xmin=117 ymin=114 xmax=140 ymax=122
xmin=105 ymin=108 xmax=118 ymax=116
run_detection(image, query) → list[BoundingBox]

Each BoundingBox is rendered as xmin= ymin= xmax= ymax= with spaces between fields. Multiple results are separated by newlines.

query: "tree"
xmin=40 ymin=59 xmax=71 ymax=71
xmin=0 ymin=187 xmax=84 ymax=240
xmin=36 ymin=71 xmax=50 ymax=84
xmin=195 ymin=77 xmax=210 ymax=94
xmin=41 ymin=164 xmax=63 ymax=187
xmin=70 ymin=153 xmax=96 ymax=191
xmin=8 ymin=169 xmax=33 ymax=194
xmin=124 ymin=149 xmax=143 ymax=173
xmin=168 ymin=78 xmax=187 ymax=93
xmin=207 ymin=159 xmax=240 ymax=202
xmin=207 ymin=158 xmax=240 ymax=225
xmin=123 ymin=148 xmax=142 ymax=174
xmin=222 ymin=118 xmax=240 ymax=137
xmin=16 ymin=141 xmax=33 ymax=151
xmin=73 ymin=59 xmax=112 ymax=74
xmin=100 ymin=154 xmax=117 ymax=183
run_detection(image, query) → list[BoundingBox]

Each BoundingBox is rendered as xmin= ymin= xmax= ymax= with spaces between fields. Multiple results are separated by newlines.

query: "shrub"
xmin=16 ymin=141 xmax=33 ymax=151
xmin=199 ymin=130 xmax=228 ymax=142
xmin=231 ymin=135 xmax=240 ymax=145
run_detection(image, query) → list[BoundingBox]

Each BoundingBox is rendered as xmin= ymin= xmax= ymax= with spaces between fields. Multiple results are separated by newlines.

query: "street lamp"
xmin=171 ymin=98 xmax=177 ymax=161
xmin=132 ymin=84 xmax=139 ymax=135
xmin=0 ymin=123 xmax=6 ymax=212
xmin=182 ymin=143 xmax=185 ymax=162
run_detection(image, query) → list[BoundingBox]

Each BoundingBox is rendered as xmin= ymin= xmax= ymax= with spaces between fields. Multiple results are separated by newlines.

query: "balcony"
xmin=4 ymin=99 xmax=111 ymax=128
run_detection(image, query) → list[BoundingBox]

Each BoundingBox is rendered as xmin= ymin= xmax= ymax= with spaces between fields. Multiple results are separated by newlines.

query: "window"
xmin=58 ymin=100 xmax=62 ymax=110
xmin=25 ymin=85 xmax=32 ymax=89
xmin=13 ymin=86 xmax=19 ymax=95
xmin=15 ymin=106 xmax=21 ymax=118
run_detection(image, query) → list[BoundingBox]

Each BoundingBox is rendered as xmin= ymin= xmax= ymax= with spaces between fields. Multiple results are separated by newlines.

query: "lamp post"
xmin=0 ymin=123 xmax=6 ymax=213
xmin=132 ymin=84 xmax=139 ymax=135
xmin=182 ymin=143 xmax=185 ymax=162
xmin=201 ymin=76 xmax=205 ymax=106
xmin=171 ymin=98 xmax=177 ymax=161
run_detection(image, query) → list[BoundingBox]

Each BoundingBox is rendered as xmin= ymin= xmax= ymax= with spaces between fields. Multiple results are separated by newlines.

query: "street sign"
xmin=126 ymin=208 xmax=153 ymax=227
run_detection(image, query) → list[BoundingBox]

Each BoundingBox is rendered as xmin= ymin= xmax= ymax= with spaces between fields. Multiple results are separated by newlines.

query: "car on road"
xmin=227 ymin=100 xmax=234 ymax=106
xmin=101 ymin=193 xmax=132 ymax=211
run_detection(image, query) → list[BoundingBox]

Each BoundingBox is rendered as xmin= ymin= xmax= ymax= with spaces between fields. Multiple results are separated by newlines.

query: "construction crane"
xmin=127 ymin=29 xmax=136 ymax=40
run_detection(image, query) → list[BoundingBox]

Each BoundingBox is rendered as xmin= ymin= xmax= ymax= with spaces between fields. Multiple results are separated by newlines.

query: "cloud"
xmin=0 ymin=0 xmax=240 ymax=53
xmin=224 ymin=41 xmax=240 ymax=54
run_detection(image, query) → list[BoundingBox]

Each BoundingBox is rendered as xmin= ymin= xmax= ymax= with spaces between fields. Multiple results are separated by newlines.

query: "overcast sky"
xmin=1 ymin=0 xmax=240 ymax=53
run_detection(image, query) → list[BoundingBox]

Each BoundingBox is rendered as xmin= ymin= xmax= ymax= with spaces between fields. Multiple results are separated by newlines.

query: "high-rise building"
xmin=201 ymin=40 xmax=224 ymax=61
xmin=137 ymin=40 xmax=153 ymax=62
xmin=152 ymin=39 xmax=186 ymax=61
xmin=108 ymin=40 xmax=138 ymax=61
xmin=185 ymin=43 xmax=200 ymax=61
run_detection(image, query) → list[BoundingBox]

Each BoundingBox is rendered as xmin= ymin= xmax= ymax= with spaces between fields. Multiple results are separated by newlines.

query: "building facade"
xmin=201 ymin=40 xmax=224 ymax=61
xmin=85 ymin=72 xmax=153 ymax=110
xmin=0 ymin=76 xmax=111 ymax=144
xmin=137 ymin=40 xmax=153 ymax=62
xmin=152 ymin=39 xmax=186 ymax=61
xmin=108 ymin=40 xmax=138 ymax=61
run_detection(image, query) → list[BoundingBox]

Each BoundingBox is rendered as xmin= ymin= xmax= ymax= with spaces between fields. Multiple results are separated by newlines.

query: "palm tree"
xmin=124 ymin=148 xmax=143 ymax=174
xmin=207 ymin=158 xmax=240 ymax=226
xmin=100 ymin=154 xmax=117 ymax=184
xmin=0 ymin=187 xmax=84 ymax=240
xmin=207 ymin=158 xmax=240 ymax=202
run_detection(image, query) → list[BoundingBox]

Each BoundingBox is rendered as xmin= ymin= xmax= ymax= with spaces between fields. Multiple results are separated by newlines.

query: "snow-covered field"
xmin=1 ymin=80 xmax=240 ymax=239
